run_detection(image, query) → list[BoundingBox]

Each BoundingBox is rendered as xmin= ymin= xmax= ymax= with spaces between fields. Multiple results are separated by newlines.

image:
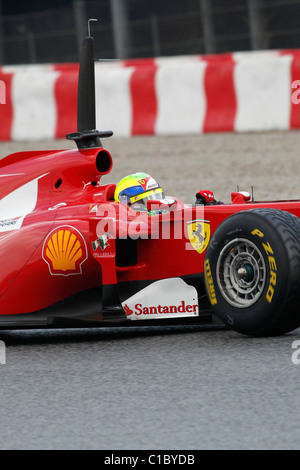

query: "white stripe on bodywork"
xmin=0 ymin=173 xmax=26 ymax=177
xmin=0 ymin=174 xmax=47 ymax=232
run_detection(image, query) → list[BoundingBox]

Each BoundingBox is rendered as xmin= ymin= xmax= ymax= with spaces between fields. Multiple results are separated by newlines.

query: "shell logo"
xmin=43 ymin=226 xmax=88 ymax=276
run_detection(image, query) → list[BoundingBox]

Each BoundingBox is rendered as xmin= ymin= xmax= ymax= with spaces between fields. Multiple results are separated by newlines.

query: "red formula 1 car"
xmin=1 ymin=24 xmax=300 ymax=336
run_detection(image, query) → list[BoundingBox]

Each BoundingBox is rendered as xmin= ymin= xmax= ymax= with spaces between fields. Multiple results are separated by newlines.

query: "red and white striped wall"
xmin=0 ymin=50 xmax=300 ymax=142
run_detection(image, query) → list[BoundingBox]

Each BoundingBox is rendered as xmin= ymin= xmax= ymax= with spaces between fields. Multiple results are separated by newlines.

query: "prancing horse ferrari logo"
xmin=187 ymin=219 xmax=210 ymax=254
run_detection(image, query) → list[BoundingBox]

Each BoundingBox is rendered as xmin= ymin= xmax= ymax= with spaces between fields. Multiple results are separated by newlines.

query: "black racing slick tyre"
xmin=204 ymin=209 xmax=300 ymax=336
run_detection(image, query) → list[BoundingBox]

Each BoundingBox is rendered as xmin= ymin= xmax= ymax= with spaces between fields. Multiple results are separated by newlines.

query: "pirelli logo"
xmin=204 ymin=259 xmax=217 ymax=306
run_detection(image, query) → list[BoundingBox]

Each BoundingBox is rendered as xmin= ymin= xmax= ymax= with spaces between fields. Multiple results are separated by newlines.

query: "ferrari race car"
xmin=1 ymin=23 xmax=300 ymax=336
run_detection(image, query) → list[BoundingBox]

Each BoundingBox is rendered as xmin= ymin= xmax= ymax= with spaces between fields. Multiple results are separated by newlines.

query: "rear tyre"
xmin=204 ymin=208 xmax=300 ymax=336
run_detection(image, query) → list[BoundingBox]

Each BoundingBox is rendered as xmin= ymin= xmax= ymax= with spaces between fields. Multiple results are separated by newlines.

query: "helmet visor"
xmin=129 ymin=187 xmax=164 ymax=206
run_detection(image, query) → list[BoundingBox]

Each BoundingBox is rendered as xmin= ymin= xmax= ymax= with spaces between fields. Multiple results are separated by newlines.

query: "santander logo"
xmin=122 ymin=278 xmax=199 ymax=321
xmin=124 ymin=301 xmax=198 ymax=316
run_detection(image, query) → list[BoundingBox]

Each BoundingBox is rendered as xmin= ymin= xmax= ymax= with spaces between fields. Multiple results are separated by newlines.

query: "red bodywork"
xmin=1 ymin=145 xmax=300 ymax=327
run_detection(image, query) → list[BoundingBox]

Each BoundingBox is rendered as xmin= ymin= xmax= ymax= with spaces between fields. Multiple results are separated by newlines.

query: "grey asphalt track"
xmin=0 ymin=325 xmax=300 ymax=450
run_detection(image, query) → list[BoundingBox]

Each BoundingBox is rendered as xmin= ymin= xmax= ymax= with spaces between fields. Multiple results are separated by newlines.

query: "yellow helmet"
xmin=114 ymin=172 xmax=164 ymax=209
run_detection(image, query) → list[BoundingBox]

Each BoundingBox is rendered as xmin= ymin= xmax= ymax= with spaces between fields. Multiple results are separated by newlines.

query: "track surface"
xmin=1 ymin=132 xmax=300 ymax=450
xmin=1 ymin=326 xmax=300 ymax=450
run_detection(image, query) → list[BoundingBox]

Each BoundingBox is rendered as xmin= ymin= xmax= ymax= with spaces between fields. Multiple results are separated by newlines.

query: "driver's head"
xmin=114 ymin=173 xmax=164 ymax=210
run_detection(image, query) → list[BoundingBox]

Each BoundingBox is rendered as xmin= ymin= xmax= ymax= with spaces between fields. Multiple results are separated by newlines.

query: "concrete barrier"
xmin=0 ymin=50 xmax=299 ymax=141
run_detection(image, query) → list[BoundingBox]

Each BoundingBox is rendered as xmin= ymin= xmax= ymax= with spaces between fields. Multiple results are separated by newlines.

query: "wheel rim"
xmin=216 ymin=238 xmax=266 ymax=308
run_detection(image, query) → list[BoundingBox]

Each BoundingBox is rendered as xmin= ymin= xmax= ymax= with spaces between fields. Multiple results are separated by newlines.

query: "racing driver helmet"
xmin=114 ymin=172 xmax=165 ymax=211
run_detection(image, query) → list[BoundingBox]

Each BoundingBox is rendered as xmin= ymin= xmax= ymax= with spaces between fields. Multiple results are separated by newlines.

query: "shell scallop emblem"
xmin=43 ymin=226 xmax=88 ymax=276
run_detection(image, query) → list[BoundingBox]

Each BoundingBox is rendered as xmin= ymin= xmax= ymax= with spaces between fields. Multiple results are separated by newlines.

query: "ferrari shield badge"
xmin=187 ymin=219 xmax=210 ymax=254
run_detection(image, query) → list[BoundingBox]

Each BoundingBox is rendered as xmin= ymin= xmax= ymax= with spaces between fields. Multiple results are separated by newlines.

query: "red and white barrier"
xmin=0 ymin=50 xmax=299 ymax=141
